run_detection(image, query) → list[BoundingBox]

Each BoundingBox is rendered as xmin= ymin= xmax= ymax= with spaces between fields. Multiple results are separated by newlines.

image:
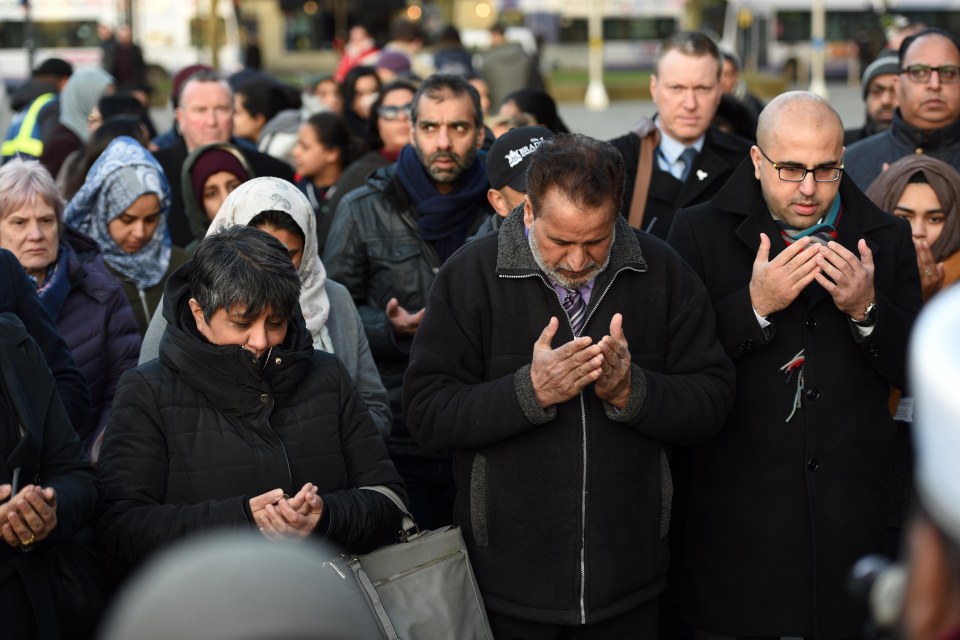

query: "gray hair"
xmin=0 ymin=158 xmax=64 ymax=223
xmin=191 ymin=226 xmax=301 ymax=322
xmin=178 ymin=70 xmax=230 ymax=105
xmin=656 ymin=31 xmax=723 ymax=80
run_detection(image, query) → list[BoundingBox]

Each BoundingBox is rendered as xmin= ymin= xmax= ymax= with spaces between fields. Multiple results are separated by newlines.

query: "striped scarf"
xmin=775 ymin=196 xmax=842 ymax=246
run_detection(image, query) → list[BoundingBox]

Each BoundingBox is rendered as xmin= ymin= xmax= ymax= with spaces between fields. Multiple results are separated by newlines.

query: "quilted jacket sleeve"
xmin=96 ymin=368 xmax=251 ymax=565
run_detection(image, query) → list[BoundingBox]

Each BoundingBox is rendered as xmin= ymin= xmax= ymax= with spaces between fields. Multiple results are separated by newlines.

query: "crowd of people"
xmin=2 ymin=16 xmax=960 ymax=640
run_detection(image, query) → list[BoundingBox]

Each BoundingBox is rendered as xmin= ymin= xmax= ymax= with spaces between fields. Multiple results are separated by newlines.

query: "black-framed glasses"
xmin=377 ymin=104 xmax=412 ymax=121
xmin=900 ymin=64 xmax=960 ymax=84
xmin=756 ymin=146 xmax=844 ymax=183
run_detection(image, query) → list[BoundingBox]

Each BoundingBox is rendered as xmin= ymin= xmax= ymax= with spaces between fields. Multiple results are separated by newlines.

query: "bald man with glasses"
xmin=846 ymin=28 xmax=960 ymax=189
xmin=667 ymin=92 xmax=922 ymax=639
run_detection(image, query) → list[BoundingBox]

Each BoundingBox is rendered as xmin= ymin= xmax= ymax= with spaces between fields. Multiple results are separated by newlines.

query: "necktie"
xmin=679 ymin=147 xmax=698 ymax=182
xmin=562 ymin=288 xmax=586 ymax=335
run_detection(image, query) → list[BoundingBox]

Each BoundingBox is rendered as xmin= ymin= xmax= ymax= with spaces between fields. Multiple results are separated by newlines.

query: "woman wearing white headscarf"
xmin=64 ymin=136 xmax=190 ymax=334
xmin=39 ymin=67 xmax=114 ymax=178
xmin=139 ymin=177 xmax=391 ymax=438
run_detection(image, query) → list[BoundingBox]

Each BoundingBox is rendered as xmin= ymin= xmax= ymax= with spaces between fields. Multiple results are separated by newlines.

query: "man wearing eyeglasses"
xmin=667 ymin=91 xmax=922 ymax=639
xmin=845 ymin=28 xmax=960 ymax=190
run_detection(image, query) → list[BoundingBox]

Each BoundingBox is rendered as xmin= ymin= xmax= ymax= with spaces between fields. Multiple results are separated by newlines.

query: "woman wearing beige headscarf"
xmin=866 ymin=155 xmax=960 ymax=302
xmin=139 ymin=177 xmax=391 ymax=438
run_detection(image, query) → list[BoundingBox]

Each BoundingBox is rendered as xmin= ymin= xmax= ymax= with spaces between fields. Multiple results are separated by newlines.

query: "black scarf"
xmin=395 ymin=145 xmax=489 ymax=262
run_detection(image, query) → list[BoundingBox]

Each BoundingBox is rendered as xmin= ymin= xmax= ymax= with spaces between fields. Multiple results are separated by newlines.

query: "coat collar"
xmin=888 ymin=107 xmax=960 ymax=150
xmin=159 ymin=261 xmax=314 ymax=424
xmin=711 ymin=158 xmax=899 ymax=308
xmin=495 ymin=203 xmax=647 ymax=278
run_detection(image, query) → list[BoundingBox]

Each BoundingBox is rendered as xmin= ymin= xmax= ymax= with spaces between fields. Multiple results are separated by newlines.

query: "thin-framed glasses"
xmin=377 ymin=104 xmax=412 ymax=121
xmin=900 ymin=64 xmax=960 ymax=84
xmin=756 ymin=146 xmax=844 ymax=182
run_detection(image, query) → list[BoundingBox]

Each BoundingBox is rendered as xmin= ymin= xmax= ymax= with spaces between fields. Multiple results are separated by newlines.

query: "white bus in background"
xmin=721 ymin=0 xmax=960 ymax=82
xmin=0 ymin=0 xmax=240 ymax=84
xmin=462 ymin=0 xmax=687 ymax=71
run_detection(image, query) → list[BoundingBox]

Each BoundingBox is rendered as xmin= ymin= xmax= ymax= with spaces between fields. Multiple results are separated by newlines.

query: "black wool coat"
xmin=609 ymin=125 xmax=751 ymax=239
xmin=667 ymin=159 xmax=922 ymax=638
xmin=404 ymin=209 xmax=735 ymax=625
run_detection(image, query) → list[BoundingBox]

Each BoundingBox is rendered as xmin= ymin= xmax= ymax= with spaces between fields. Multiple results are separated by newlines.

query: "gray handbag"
xmin=326 ymin=486 xmax=494 ymax=640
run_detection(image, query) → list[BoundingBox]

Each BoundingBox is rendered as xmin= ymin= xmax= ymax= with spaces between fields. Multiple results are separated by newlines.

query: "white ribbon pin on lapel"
xmin=696 ymin=170 xmax=708 ymax=181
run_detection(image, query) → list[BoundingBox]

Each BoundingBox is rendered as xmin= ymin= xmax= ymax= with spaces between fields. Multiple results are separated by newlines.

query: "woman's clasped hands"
xmin=249 ymin=483 xmax=324 ymax=541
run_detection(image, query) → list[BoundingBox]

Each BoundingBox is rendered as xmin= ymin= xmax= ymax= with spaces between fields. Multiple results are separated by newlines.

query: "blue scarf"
xmin=63 ymin=136 xmax=172 ymax=290
xmin=395 ymin=145 xmax=489 ymax=262
xmin=32 ymin=246 xmax=71 ymax=319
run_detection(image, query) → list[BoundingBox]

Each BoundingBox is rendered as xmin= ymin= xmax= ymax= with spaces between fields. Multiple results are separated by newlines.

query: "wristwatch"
xmin=851 ymin=300 xmax=877 ymax=327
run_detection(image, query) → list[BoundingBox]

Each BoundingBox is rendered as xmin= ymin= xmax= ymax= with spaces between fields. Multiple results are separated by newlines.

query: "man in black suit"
xmin=609 ymin=32 xmax=750 ymax=239
xmin=153 ymin=71 xmax=293 ymax=248
xmin=667 ymin=91 xmax=921 ymax=639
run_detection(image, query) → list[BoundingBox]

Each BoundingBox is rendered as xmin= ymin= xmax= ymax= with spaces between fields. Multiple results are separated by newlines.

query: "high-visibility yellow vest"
xmin=1 ymin=93 xmax=56 ymax=160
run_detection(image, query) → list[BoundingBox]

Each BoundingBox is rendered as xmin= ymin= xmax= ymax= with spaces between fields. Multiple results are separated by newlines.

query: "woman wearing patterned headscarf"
xmin=64 ymin=136 xmax=190 ymax=334
xmin=39 ymin=67 xmax=114 ymax=178
xmin=866 ymin=155 xmax=960 ymax=302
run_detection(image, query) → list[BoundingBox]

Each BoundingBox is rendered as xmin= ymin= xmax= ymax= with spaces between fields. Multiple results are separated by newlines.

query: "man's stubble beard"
xmin=528 ymin=218 xmax=613 ymax=290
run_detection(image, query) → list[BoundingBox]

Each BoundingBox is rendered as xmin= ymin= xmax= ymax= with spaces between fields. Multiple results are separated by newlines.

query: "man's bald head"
xmin=756 ymin=91 xmax=844 ymax=149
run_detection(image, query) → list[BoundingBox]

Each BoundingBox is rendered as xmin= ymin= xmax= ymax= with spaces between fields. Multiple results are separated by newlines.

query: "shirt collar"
xmin=654 ymin=116 xmax=706 ymax=163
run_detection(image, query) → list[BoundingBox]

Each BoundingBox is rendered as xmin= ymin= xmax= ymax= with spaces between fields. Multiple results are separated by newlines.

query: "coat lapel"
xmin=682 ymin=144 xmax=733 ymax=204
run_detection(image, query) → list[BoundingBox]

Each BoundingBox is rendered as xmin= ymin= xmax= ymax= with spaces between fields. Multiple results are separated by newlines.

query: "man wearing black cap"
xmin=844 ymin=55 xmax=900 ymax=145
xmin=472 ymin=125 xmax=554 ymax=239
xmin=2 ymin=58 xmax=72 ymax=163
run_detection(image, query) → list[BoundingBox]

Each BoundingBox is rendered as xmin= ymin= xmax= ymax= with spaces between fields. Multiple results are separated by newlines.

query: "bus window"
xmin=0 ymin=21 xmax=99 ymax=49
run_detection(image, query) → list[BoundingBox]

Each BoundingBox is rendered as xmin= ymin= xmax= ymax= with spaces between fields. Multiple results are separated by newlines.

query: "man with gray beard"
xmin=403 ymin=133 xmax=734 ymax=638
xmin=324 ymin=74 xmax=493 ymax=531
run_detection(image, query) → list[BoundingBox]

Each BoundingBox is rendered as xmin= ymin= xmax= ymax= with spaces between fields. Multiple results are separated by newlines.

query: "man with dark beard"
xmin=403 ymin=134 xmax=734 ymax=637
xmin=324 ymin=74 xmax=493 ymax=530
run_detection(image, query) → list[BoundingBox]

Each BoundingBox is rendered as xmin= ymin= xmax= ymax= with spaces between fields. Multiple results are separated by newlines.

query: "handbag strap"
xmin=360 ymin=485 xmax=419 ymax=539
xmin=627 ymin=126 xmax=660 ymax=231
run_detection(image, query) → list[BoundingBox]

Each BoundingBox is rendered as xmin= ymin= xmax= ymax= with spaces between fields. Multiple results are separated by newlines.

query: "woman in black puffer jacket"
xmin=96 ymin=226 xmax=406 ymax=570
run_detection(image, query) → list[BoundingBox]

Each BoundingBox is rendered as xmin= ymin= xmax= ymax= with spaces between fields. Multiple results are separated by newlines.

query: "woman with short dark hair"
xmin=97 ymin=225 xmax=405 ymax=570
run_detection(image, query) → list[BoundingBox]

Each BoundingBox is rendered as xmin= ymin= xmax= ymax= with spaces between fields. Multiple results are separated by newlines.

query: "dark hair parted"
xmin=236 ymin=77 xmax=301 ymax=122
xmin=525 ymin=134 xmax=625 ymax=218
xmin=411 ymin=73 xmax=483 ymax=128
xmin=899 ymin=27 xmax=960 ymax=64
xmin=500 ymin=88 xmax=570 ymax=133
xmin=341 ymin=66 xmax=381 ymax=118
xmin=656 ymin=31 xmax=722 ymax=80
xmin=191 ymin=226 xmax=301 ymax=322
xmin=247 ymin=210 xmax=306 ymax=243
xmin=303 ymin=112 xmax=358 ymax=170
